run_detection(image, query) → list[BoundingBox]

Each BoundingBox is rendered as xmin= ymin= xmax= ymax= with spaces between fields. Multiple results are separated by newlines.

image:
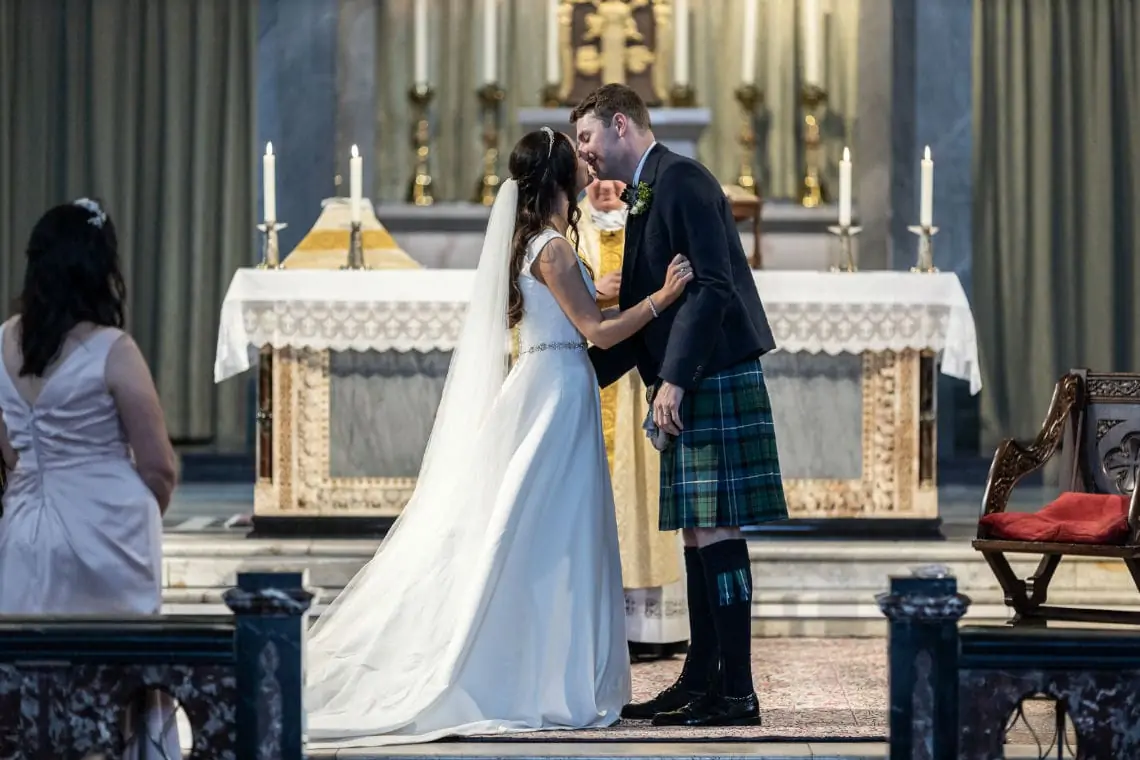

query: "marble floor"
xmin=292 ymin=640 xmax=1067 ymax=758
xmin=157 ymin=637 xmax=1069 ymax=757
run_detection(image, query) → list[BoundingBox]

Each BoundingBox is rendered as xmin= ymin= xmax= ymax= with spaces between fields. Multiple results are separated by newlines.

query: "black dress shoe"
xmin=651 ymin=692 xmax=761 ymax=727
xmin=621 ymin=681 xmax=707 ymax=720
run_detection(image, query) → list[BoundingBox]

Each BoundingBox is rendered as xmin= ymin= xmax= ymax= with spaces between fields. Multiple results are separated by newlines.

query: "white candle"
xmin=350 ymin=144 xmax=363 ymax=224
xmin=414 ymin=0 xmax=429 ymax=86
xmin=920 ymin=145 xmax=934 ymax=227
xmin=740 ymin=0 xmax=758 ymax=85
xmin=802 ymin=0 xmax=821 ymax=85
xmin=546 ymin=0 xmax=559 ymax=84
xmin=482 ymin=0 xmax=497 ymax=84
xmin=674 ymin=0 xmax=690 ymax=87
xmin=838 ymin=146 xmax=852 ymax=227
xmin=262 ymin=142 xmax=276 ymax=223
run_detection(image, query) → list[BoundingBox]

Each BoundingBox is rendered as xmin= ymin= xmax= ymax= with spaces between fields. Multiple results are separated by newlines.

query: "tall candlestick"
xmin=482 ymin=0 xmax=497 ymax=84
xmin=414 ymin=0 xmax=429 ymax=86
xmin=802 ymin=0 xmax=821 ymax=85
xmin=839 ymin=146 xmax=852 ymax=227
xmin=350 ymin=144 xmax=363 ymax=223
xmin=741 ymin=0 xmax=758 ymax=85
xmin=262 ymin=142 xmax=276 ymax=223
xmin=920 ymin=145 xmax=934 ymax=227
xmin=674 ymin=0 xmax=690 ymax=86
xmin=545 ymin=0 xmax=559 ymax=84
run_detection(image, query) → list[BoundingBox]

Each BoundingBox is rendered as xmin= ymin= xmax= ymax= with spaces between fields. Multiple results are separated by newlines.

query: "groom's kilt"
xmin=659 ymin=359 xmax=788 ymax=530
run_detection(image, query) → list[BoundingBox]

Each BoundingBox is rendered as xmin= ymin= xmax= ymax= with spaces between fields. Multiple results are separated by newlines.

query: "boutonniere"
xmin=621 ymin=182 xmax=653 ymax=216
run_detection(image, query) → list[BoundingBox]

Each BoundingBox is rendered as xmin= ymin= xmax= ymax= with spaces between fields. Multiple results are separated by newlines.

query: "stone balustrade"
xmin=0 ymin=571 xmax=311 ymax=759
xmin=881 ymin=566 xmax=1140 ymax=758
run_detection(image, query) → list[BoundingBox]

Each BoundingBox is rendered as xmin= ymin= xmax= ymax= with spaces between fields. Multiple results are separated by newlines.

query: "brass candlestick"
xmin=908 ymin=225 xmax=940 ymax=273
xmin=474 ymin=83 xmax=506 ymax=206
xmin=800 ymin=83 xmax=828 ymax=208
xmin=734 ymin=83 xmax=763 ymax=195
xmin=827 ymin=224 xmax=861 ymax=272
xmin=670 ymin=83 xmax=696 ymax=107
xmin=407 ymin=84 xmax=435 ymax=206
xmin=256 ymin=220 xmax=287 ymax=269
xmin=341 ymin=221 xmax=368 ymax=270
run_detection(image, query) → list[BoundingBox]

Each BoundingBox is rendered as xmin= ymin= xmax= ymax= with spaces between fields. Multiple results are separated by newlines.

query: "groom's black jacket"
xmin=590 ymin=145 xmax=776 ymax=391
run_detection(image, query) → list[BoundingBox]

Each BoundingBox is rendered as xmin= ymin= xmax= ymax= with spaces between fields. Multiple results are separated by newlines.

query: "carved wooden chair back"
xmin=1058 ymin=370 xmax=1140 ymax=542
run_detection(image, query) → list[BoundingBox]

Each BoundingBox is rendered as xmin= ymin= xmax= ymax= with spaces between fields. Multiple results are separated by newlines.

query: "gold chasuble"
xmin=576 ymin=199 xmax=681 ymax=592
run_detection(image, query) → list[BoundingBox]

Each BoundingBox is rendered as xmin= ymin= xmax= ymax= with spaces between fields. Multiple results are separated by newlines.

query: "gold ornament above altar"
xmin=281 ymin=198 xmax=420 ymax=270
xmin=556 ymin=0 xmax=673 ymax=107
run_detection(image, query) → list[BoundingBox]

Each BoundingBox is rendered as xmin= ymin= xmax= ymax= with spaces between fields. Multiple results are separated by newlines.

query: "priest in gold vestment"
xmin=575 ymin=179 xmax=688 ymax=659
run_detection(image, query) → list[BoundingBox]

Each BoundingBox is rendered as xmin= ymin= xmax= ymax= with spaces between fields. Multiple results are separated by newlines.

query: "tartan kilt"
xmin=659 ymin=358 xmax=788 ymax=530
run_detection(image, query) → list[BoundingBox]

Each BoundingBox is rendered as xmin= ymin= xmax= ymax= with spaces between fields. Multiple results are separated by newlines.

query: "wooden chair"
xmin=974 ymin=370 xmax=1140 ymax=626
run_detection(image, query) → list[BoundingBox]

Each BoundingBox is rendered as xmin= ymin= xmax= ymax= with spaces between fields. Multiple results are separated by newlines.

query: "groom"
xmin=572 ymin=84 xmax=789 ymax=727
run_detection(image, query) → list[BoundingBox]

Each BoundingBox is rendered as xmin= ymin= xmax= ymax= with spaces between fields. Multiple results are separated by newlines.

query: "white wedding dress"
xmin=305 ymin=186 xmax=631 ymax=748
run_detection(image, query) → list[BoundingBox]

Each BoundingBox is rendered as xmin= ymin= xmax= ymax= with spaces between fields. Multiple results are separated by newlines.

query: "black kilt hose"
xmin=657 ymin=359 xmax=788 ymax=530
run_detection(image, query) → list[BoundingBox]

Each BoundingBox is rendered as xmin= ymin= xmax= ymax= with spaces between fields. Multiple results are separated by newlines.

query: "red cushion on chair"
xmin=979 ymin=492 xmax=1131 ymax=544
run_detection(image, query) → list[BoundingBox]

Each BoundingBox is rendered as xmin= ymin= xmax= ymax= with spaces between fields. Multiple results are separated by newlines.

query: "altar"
xmin=215 ymin=269 xmax=980 ymax=538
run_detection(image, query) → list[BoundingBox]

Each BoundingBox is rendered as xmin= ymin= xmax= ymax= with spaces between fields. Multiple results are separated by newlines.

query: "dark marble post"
xmin=876 ymin=565 xmax=970 ymax=760
xmin=223 ymin=571 xmax=314 ymax=760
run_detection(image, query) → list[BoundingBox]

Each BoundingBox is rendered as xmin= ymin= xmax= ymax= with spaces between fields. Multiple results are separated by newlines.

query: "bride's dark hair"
xmin=507 ymin=128 xmax=582 ymax=329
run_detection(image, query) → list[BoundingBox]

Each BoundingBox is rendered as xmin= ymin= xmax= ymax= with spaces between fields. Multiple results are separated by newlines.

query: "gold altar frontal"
xmin=253 ymin=201 xmax=421 ymax=528
xmin=780 ymin=348 xmax=939 ymax=525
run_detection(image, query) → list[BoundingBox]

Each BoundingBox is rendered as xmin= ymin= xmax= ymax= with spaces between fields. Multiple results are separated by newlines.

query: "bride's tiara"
xmin=540 ymin=126 xmax=554 ymax=157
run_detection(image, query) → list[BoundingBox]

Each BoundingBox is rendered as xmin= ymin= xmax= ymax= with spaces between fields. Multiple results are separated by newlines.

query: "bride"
xmin=304 ymin=126 xmax=694 ymax=747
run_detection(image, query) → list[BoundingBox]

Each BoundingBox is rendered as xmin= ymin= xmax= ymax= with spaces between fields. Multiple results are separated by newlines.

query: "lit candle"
xmin=674 ymin=0 xmax=690 ymax=87
xmin=546 ymin=0 xmax=559 ymax=84
xmin=414 ymin=0 xmax=429 ymax=87
xmin=838 ymin=147 xmax=852 ymax=227
xmin=741 ymin=0 xmax=758 ymax=85
xmin=350 ymin=144 xmax=363 ymax=224
xmin=482 ymin=0 xmax=497 ymax=84
xmin=920 ymin=146 xmax=934 ymax=227
xmin=262 ymin=142 xmax=276 ymax=223
xmin=802 ymin=0 xmax=821 ymax=85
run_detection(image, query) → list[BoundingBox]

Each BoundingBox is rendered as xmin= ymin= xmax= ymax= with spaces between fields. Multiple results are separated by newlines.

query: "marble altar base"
xmin=761 ymin=348 xmax=940 ymax=538
xmin=251 ymin=345 xmax=937 ymax=537
xmin=252 ymin=347 xmax=448 ymax=536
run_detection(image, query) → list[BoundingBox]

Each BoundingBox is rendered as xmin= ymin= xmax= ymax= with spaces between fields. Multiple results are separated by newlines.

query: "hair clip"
xmin=73 ymin=197 xmax=107 ymax=229
xmin=540 ymin=126 xmax=555 ymax=157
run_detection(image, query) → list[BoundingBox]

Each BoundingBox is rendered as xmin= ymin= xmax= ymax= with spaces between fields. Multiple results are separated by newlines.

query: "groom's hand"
xmin=595 ymin=271 xmax=621 ymax=301
xmin=654 ymin=381 xmax=685 ymax=436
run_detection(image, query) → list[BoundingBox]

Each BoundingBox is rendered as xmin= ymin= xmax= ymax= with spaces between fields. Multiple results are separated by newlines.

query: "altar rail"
xmin=880 ymin=570 xmax=1140 ymax=758
xmin=0 ymin=571 xmax=311 ymax=760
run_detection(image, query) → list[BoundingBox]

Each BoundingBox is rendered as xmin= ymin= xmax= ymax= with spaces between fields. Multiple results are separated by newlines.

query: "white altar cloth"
xmin=214 ymin=269 xmax=982 ymax=394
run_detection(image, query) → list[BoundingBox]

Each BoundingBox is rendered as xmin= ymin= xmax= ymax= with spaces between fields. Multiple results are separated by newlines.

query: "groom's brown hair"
xmin=569 ymin=84 xmax=652 ymax=130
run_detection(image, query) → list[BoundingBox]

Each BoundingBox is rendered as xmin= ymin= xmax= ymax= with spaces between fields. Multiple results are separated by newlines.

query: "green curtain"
xmin=0 ymin=0 xmax=256 ymax=448
xmin=973 ymin=0 xmax=1140 ymax=450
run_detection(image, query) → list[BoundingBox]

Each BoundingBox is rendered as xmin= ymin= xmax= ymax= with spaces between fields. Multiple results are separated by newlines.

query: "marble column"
xmin=853 ymin=0 xmax=974 ymax=458
xmin=257 ymin=0 xmax=339 ymax=257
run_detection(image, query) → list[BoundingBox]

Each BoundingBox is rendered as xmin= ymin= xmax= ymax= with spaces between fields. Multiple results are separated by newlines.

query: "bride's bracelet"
xmin=646 ymin=296 xmax=660 ymax=318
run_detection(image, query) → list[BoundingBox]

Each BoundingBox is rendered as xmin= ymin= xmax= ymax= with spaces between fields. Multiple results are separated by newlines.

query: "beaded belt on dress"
xmin=518 ymin=340 xmax=587 ymax=356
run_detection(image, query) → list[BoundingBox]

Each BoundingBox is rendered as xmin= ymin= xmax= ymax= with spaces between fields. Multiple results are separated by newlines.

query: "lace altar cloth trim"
xmin=214 ymin=269 xmax=981 ymax=394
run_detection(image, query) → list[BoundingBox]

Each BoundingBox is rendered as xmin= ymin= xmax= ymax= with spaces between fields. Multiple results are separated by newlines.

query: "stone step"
xmin=161 ymin=536 xmax=1140 ymax=636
